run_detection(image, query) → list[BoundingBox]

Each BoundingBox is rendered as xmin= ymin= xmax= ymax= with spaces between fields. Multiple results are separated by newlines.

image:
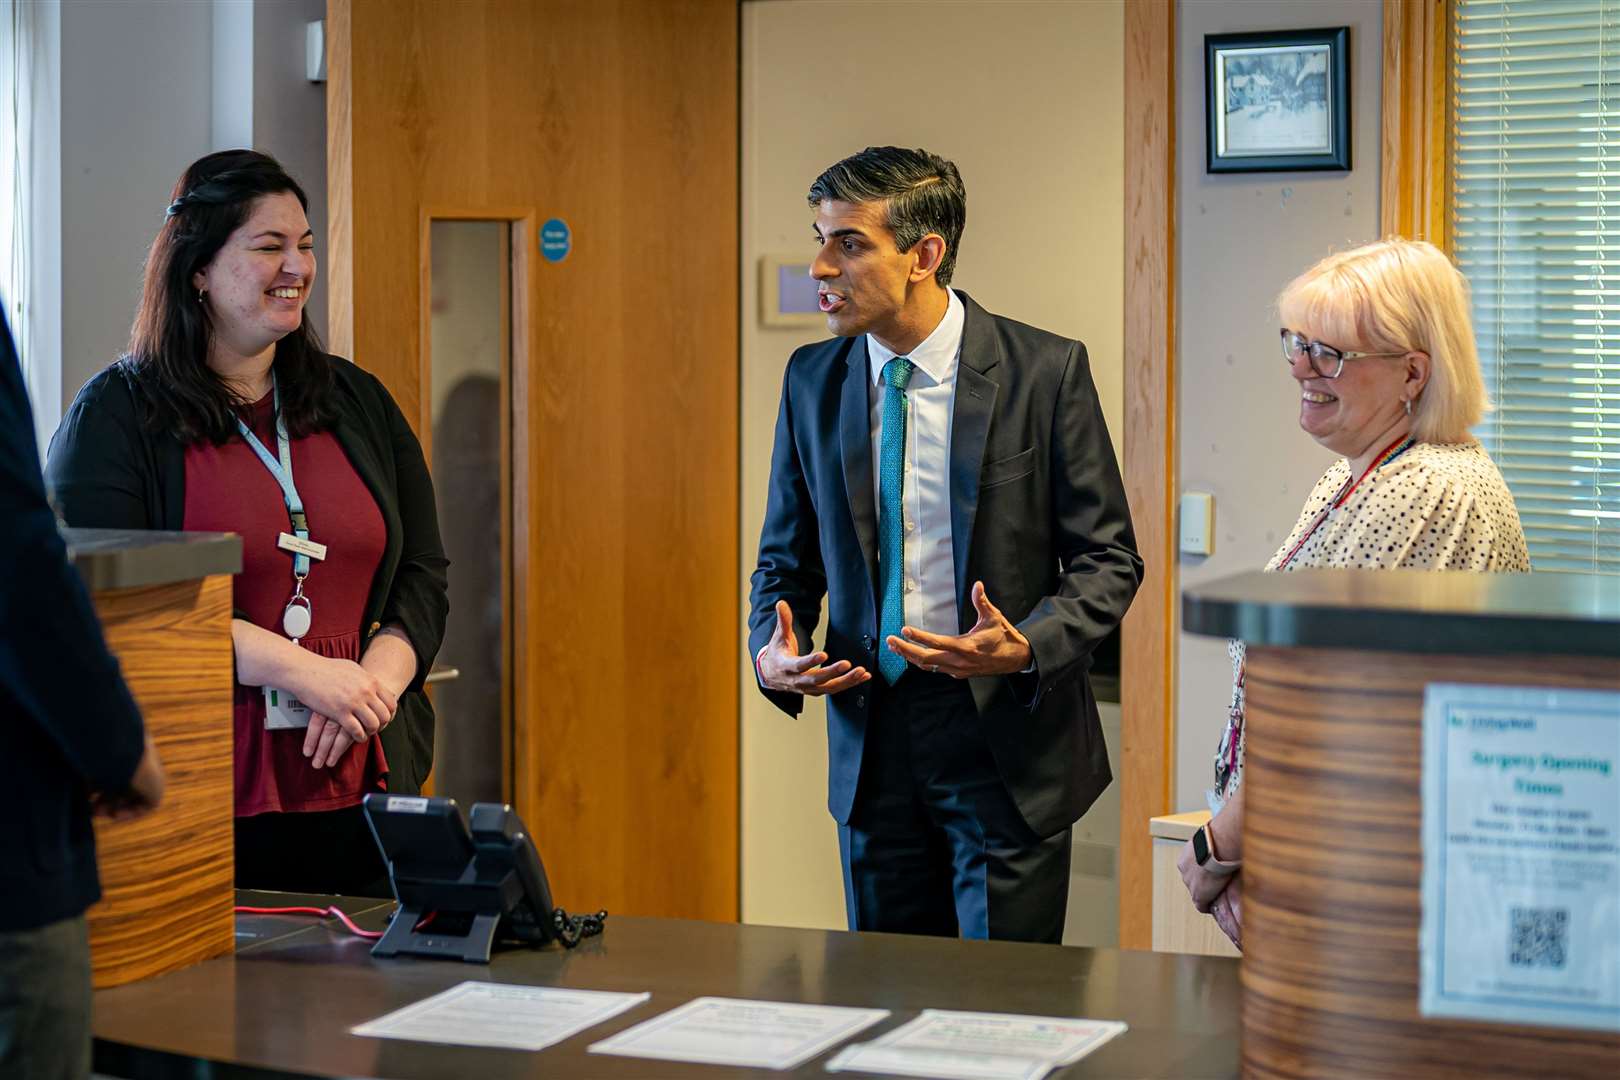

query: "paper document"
xmin=1420 ymin=683 xmax=1620 ymax=1032
xmin=351 ymin=981 xmax=650 ymax=1052
xmin=588 ymin=996 xmax=891 ymax=1070
xmin=826 ymin=1009 xmax=1128 ymax=1080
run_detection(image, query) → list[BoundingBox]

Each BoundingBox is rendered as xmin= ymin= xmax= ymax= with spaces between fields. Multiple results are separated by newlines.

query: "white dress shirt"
xmin=867 ymin=288 xmax=964 ymax=638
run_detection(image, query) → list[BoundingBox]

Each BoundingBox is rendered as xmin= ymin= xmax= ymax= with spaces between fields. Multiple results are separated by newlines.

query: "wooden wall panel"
xmin=88 ymin=575 xmax=236 ymax=988
xmin=1381 ymin=0 xmax=1454 ymax=247
xmin=327 ymin=0 xmax=739 ymax=921
xmin=325 ymin=0 xmax=353 ymax=361
xmin=1120 ymin=0 xmax=1176 ymax=951
xmin=1243 ymin=646 xmax=1620 ymax=1078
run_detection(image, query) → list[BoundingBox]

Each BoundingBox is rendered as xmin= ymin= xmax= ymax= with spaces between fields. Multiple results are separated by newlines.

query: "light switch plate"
xmin=306 ymin=21 xmax=326 ymax=83
xmin=1180 ymin=492 xmax=1214 ymax=556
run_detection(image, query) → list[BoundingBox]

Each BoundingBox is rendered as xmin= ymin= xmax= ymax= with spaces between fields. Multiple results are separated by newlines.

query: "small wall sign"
xmin=540 ymin=218 xmax=572 ymax=263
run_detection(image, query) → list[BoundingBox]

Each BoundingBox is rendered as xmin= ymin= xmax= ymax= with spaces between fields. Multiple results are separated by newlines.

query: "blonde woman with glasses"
xmin=1178 ymin=238 xmax=1530 ymax=949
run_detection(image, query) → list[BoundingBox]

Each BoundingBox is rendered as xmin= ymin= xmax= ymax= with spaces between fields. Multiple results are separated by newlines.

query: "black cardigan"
xmin=45 ymin=355 xmax=450 ymax=795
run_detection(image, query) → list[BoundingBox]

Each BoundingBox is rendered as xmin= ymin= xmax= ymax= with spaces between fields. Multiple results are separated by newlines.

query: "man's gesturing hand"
xmin=758 ymin=600 xmax=872 ymax=696
xmin=885 ymin=581 xmax=1032 ymax=678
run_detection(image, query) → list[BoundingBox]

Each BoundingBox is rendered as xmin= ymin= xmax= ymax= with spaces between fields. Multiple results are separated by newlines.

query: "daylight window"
xmin=1453 ymin=0 xmax=1620 ymax=573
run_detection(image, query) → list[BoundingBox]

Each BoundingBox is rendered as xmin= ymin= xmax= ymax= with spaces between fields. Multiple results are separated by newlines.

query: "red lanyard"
xmin=1277 ymin=436 xmax=1416 ymax=569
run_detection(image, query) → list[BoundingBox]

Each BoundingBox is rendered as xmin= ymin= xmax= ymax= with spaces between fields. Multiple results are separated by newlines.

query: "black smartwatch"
xmin=1192 ymin=824 xmax=1241 ymax=876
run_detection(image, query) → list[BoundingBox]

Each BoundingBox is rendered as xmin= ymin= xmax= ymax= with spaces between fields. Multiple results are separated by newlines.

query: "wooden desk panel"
xmin=1243 ymin=646 xmax=1620 ymax=1079
xmin=87 ymin=574 xmax=236 ymax=989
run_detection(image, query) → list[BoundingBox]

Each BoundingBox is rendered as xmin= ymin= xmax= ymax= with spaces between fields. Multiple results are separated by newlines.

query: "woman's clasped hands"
xmin=289 ymin=655 xmax=398 ymax=769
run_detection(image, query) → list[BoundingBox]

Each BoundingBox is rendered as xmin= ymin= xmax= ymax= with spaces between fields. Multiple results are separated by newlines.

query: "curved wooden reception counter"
xmin=1184 ymin=569 xmax=1620 ymax=1080
xmin=67 ymin=528 xmax=241 ymax=989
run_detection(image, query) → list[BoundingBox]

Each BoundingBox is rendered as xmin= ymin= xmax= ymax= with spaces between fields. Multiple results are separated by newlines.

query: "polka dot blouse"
xmin=1210 ymin=440 xmax=1532 ymax=811
xmin=1264 ymin=440 xmax=1531 ymax=574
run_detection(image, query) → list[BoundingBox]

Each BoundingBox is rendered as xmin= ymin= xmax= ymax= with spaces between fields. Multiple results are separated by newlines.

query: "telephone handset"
xmin=468 ymin=800 xmax=556 ymax=943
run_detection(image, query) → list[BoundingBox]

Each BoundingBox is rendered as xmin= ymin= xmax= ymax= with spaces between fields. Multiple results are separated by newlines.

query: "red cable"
xmin=234 ymin=904 xmax=384 ymax=940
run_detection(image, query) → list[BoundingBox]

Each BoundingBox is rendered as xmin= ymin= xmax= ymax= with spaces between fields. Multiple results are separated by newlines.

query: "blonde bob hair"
xmin=1277 ymin=237 xmax=1488 ymax=444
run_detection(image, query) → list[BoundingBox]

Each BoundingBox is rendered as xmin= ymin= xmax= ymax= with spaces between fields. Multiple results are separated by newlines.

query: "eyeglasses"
xmin=1280 ymin=328 xmax=1408 ymax=379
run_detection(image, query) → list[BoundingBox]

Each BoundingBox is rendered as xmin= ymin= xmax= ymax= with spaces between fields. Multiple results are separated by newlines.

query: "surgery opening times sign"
xmin=1421 ymin=684 xmax=1620 ymax=1032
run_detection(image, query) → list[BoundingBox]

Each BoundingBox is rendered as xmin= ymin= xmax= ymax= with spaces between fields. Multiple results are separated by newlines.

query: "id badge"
xmin=263 ymin=685 xmax=313 ymax=730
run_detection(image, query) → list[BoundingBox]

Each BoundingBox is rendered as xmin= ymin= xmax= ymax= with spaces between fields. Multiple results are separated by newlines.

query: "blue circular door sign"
xmin=540 ymin=218 xmax=571 ymax=263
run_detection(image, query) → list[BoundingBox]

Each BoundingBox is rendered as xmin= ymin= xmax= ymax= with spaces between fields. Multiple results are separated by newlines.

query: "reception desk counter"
xmin=66 ymin=527 xmax=241 ymax=989
xmin=93 ymin=891 xmax=1242 ymax=1079
xmin=1185 ymin=569 xmax=1620 ymax=1079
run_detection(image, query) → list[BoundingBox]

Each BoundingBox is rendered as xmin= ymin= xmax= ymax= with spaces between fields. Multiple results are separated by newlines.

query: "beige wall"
xmin=58 ymin=1 xmax=212 ymax=415
xmin=741 ymin=0 xmax=1126 ymax=930
xmin=1173 ymin=0 xmax=1384 ymax=813
xmin=56 ymin=0 xmax=325 ymax=422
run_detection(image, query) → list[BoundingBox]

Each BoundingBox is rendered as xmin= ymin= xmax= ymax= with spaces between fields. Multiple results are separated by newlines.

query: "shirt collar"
xmin=867 ymin=288 xmax=964 ymax=388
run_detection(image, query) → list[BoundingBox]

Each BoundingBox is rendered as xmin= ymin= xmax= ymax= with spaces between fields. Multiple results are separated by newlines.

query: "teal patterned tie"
xmin=877 ymin=356 xmax=915 ymax=684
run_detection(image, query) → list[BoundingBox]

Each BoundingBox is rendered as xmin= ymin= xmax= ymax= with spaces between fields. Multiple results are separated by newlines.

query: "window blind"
xmin=1454 ymin=0 xmax=1620 ymax=573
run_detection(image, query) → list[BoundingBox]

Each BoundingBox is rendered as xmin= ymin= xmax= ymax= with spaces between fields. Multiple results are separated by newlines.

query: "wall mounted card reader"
xmin=1180 ymin=492 xmax=1215 ymax=556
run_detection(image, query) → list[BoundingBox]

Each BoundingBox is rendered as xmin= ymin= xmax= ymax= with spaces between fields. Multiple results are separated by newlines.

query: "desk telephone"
xmin=361 ymin=793 xmax=603 ymax=963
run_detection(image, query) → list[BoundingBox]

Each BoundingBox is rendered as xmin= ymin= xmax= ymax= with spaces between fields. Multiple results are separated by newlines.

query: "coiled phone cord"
xmin=553 ymin=907 xmax=609 ymax=948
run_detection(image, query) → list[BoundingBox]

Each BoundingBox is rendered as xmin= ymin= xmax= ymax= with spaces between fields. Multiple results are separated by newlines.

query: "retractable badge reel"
xmin=283 ymin=573 xmax=313 ymax=642
xmin=275 ymin=513 xmax=328 ymax=645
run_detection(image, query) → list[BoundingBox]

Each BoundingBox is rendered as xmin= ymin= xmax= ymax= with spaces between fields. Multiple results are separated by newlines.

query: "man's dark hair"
xmin=808 ymin=147 xmax=966 ymax=286
xmin=125 ymin=148 xmax=335 ymax=445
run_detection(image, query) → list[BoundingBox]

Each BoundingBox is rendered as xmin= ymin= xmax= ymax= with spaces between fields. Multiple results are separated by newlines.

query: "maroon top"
xmin=183 ymin=390 xmax=389 ymax=817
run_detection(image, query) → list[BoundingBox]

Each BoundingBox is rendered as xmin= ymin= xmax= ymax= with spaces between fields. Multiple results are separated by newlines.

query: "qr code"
xmin=1509 ymin=907 xmax=1568 ymax=969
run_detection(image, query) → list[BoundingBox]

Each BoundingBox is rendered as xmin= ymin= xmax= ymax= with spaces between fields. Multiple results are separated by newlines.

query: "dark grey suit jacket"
xmin=0 ymin=313 xmax=145 ymax=930
xmin=748 ymin=291 xmax=1142 ymax=838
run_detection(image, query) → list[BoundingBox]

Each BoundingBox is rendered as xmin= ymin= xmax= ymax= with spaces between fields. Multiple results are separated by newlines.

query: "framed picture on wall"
xmin=759 ymin=255 xmax=825 ymax=328
xmin=1205 ymin=27 xmax=1350 ymax=173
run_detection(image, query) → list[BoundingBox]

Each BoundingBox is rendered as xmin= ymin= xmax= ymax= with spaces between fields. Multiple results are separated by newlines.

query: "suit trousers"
xmin=0 ymin=914 xmax=91 ymax=1080
xmin=838 ymin=668 xmax=1071 ymax=943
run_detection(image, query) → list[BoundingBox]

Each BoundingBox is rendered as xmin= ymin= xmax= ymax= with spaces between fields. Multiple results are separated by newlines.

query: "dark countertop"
xmin=65 ymin=527 xmax=242 ymax=591
xmin=1184 ymin=568 xmax=1620 ymax=657
xmin=93 ymin=891 xmax=1240 ymax=1080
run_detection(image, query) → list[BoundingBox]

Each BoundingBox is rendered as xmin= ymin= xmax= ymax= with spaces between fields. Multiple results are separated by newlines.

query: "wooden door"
xmin=327 ymin=0 xmax=739 ymax=921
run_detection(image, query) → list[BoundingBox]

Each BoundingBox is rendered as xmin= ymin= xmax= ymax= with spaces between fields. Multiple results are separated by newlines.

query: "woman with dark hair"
xmin=46 ymin=150 xmax=448 ymax=896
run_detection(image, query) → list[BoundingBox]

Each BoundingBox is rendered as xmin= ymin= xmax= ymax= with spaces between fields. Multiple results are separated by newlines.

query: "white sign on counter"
xmin=351 ymin=982 xmax=650 ymax=1051
xmin=1421 ymin=683 xmax=1620 ymax=1032
xmin=588 ymin=997 xmax=890 ymax=1071
xmin=826 ymin=1009 xmax=1127 ymax=1080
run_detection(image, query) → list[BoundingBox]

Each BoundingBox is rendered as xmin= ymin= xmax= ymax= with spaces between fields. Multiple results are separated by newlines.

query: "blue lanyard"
xmin=234 ymin=375 xmax=312 ymax=577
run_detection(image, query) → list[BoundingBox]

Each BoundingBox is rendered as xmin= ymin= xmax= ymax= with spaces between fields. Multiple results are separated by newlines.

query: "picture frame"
xmin=1205 ymin=27 xmax=1350 ymax=174
xmin=758 ymin=254 xmax=825 ymax=328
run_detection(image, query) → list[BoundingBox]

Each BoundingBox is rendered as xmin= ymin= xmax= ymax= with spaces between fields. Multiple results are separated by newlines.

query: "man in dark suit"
xmin=0 ymin=310 xmax=164 ymax=1080
xmin=748 ymin=147 xmax=1141 ymax=943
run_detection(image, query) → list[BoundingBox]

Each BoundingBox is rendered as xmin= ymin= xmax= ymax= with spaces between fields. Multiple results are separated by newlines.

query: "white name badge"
xmin=263 ymin=685 xmax=314 ymax=730
xmin=277 ymin=532 xmax=329 ymax=562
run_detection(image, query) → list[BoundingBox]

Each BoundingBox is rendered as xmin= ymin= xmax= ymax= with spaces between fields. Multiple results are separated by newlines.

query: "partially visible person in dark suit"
xmin=0 ymin=309 xmax=165 ymax=1080
xmin=46 ymin=150 xmax=448 ymax=897
xmin=748 ymin=147 xmax=1141 ymax=943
